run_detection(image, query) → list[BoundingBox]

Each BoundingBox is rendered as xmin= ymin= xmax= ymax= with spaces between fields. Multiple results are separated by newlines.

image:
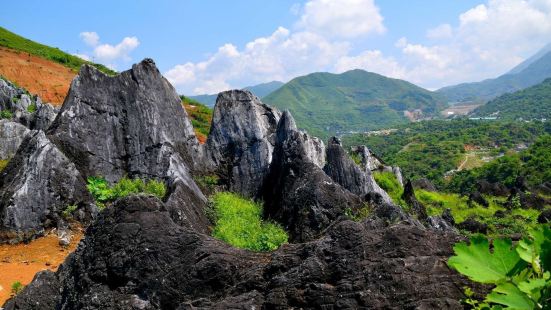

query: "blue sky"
xmin=3 ymin=0 xmax=551 ymax=94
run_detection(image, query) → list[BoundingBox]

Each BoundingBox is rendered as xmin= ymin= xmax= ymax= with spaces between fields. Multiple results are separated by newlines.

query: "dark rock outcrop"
xmin=0 ymin=131 xmax=95 ymax=243
xmin=412 ymin=178 xmax=437 ymax=192
xmin=5 ymin=195 xmax=469 ymax=309
xmin=324 ymin=137 xmax=393 ymax=205
xmin=538 ymin=209 xmax=551 ymax=224
xmin=468 ymin=191 xmax=489 ymax=208
xmin=262 ymin=112 xmax=363 ymax=242
xmin=456 ymin=218 xmax=488 ymax=234
xmin=0 ymin=59 xmax=210 ymax=241
xmin=476 ymin=180 xmax=509 ymax=196
xmin=402 ymin=179 xmax=428 ymax=221
xmin=206 ymin=90 xmax=282 ymax=197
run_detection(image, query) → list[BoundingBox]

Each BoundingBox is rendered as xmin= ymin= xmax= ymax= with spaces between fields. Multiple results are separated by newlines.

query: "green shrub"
xmin=0 ymin=159 xmax=9 ymax=172
xmin=345 ymin=204 xmax=372 ymax=221
xmin=210 ymin=192 xmax=287 ymax=252
xmin=11 ymin=281 xmax=23 ymax=296
xmin=0 ymin=109 xmax=13 ymax=119
xmin=86 ymin=176 xmax=167 ymax=208
xmin=61 ymin=205 xmax=78 ymax=219
xmin=373 ymin=171 xmax=406 ymax=206
xmin=448 ymin=225 xmax=551 ymax=309
xmin=27 ymin=103 xmax=37 ymax=113
xmin=194 ymin=175 xmax=220 ymax=192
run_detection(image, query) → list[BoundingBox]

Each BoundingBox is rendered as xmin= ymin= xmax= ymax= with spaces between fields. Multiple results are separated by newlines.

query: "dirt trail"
xmin=0 ymin=230 xmax=83 ymax=305
xmin=0 ymin=47 xmax=76 ymax=105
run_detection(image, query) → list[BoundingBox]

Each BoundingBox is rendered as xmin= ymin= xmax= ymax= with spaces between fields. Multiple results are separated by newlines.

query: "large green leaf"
xmin=486 ymin=282 xmax=535 ymax=309
xmin=448 ymin=236 xmax=525 ymax=284
xmin=517 ymin=226 xmax=551 ymax=274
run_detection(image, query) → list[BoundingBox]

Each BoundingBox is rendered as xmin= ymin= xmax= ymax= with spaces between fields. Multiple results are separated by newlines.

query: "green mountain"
xmin=471 ymin=78 xmax=551 ymax=120
xmin=0 ymin=26 xmax=115 ymax=75
xmin=438 ymin=48 xmax=551 ymax=103
xmin=189 ymin=81 xmax=283 ymax=107
xmin=244 ymin=81 xmax=283 ymax=98
xmin=262 ymin=69 xmax=447 ymax=138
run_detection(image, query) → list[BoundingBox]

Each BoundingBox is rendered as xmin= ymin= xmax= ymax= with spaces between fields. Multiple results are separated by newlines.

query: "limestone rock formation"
xmin=5 ymin=195 xmax=469 ymax=310
xmin=0 ymin=120 xmax=29 ymax=160
xmin=262 ymin=112 xmax=363 ymax=242
xmin=0 ymin=131 xmax=95 ymax=243
xmin=324 ymin=137 xmax=394 ymax=205
xmin=206 ymin=90 xmax=281 ymax=197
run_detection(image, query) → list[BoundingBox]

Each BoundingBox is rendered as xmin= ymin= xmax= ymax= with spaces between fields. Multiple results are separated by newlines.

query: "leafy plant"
xmin=0 ymin=109 xmax=13 ymax=119
xmin=344 ymin=204 xmax=372 ymax=221
xmin=448 ymin=225 xmax=551 ymax=309
xmin=27 ymin=103 xmax=37 ymax=113
xmin=61 ymin=205 xmax=78 ymax=219
xmin=11 ymin=281 xmax=23 ymax=296
xmin=86 ymin=176 xmax=167 ymax=209
xmin=209 ymin=192 xmax=288 ymax=252
xmin=194 ymin=175 xmax=220 ymax=192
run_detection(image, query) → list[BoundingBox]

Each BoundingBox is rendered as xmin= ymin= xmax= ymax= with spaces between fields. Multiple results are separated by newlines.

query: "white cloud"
xmin=78 ymin=33 xmax=140 ymax=70
xmin=93 ymin=37 xmax=140 ymax=63
xmin=426 ymin=24 xmax=453 ymax=40
xmin=79 ymin=32 xmax=99 ymax=47
xmin=298 ymin=0 xmax=385 ymax=38
xmin=165 ymin=0 xmax=551 ymax=95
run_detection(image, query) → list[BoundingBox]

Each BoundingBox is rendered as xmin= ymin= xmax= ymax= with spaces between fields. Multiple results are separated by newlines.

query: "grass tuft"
xmin=210 ymin=192 xmax=288 ymax=252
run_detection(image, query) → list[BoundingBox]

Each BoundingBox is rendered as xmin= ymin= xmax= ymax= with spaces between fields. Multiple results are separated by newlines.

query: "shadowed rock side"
xmin=0 ymin=120 xmax=29 ymax=159
xmin=262 ymin=112 xmax=363 ymax=242
xmin=206 ymin=90 xmax=281 ymax=197
xmin=0 ymin=131 xmax=95 ymax=243
xmin=5 ymin=195 xmax=468 ymax=310
xmin=324 ymin=138 xmax=394 ymax=205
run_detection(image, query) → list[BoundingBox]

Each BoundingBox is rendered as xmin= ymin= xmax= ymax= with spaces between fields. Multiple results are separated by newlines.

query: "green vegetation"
xmin=438 ymin=50 xmax=551 ymax=103
xmin=449 ymin=135 xmax=551 ymax=194
xmin=263 ymin=69 xmax=446 ymax=138
xmin=344 ymin=205 xmax=372 ymax=222
xmin=209 ymin=192 xmax=288 ymax=252
xmin=342 ymin=119 xmax=550 ymax=188
xmin=473 ymin=78 xmax=551 ymax=120
xmin=416 ymin=190 xmax=541 ymax=236
xmin=61 ymin=205 xmax=78 ymax=219
xmin=0 ymin=26 xmax=115 ymax=75
xmin=181 ymin=96 xmax=213 ymax=142
xmin=0 ymin=109 xmax=13 ymax=119
xmin=27 ymin=103 xmax=37 ymax=113
xmin=0 ymin=159 xmax=9 ymax=172
xmin=448 ymin=225 xmax=551 ymax=309
xmin=194 ymin=175 xmax=220 ymax=192
xmin=373 ymin=171 xmax=406 ymax=207
xmin=11 ymin=281 xmax=23 ymax=296
xmin=86 ymin=176 xmax=167 ymax=209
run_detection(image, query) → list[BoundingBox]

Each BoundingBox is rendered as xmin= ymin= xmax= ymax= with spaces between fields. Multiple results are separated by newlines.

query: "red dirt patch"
xmin=0 ymin=229 xmax=83 ymax=305
xmin=0 ymin=47 xmax=76 ymax=106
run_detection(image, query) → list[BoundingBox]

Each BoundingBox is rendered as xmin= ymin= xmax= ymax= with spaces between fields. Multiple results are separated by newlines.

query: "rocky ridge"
xmin=3 ymin=59 xmax=468 ymax=309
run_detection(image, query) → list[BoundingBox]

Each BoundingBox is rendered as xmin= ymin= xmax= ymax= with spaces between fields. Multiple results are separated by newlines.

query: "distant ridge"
xmin=438 ymin=43 xmax=551 ymax=103
xmin=188 ymin=80 xmax=284 ymax=107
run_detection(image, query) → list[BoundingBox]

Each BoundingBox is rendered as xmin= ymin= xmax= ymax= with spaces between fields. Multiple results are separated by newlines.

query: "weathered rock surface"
xmin=206 ymin=90 xmax=281 ymax=197
xmin=48 ymin=59 xmax=201 ymax=182
xmin=402 ymin=179 xmax=429 ymax=221
xmin=262 ymin=112 xmax=363 ymax=242
xmin=0 ymin=120 xmax=29 ymax=159
xmin=5 ymin=195 xmax=469 ymax=310
xmin=0 ymin=131 xmax=95 ymax=243
xmin=324 ymin=137 xmax=393 ymax=205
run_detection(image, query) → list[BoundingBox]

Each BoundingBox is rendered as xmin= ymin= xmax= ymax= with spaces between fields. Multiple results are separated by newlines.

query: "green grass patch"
xmin=0 ymin=109 xmax=13 ymax=119
xmin=373 ymin=171 xmax=406 ymax=206
xmin=27 ymin=103 xmax=37 ymax=113
xmin=0 ymin=159 xmax=9 ymax=172
xmin=209 ymin=192 xmax=288 ymax=252
xmin=415 ymin=189 xmax=540 ymax=236
xmin=0 ymin=26 xmax=115 ymax=75
xmin=87 ymin=176 xmax=167 ymax=209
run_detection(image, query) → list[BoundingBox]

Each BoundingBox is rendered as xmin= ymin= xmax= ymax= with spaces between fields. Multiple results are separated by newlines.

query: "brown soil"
xmin=0 ymin=229 xmax=83 ymax=305
xmin=0 ymin=47 xmax=76 ymax=106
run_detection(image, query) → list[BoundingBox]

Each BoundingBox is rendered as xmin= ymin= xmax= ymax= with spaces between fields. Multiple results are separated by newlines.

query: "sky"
xmin=3 ymin=0 xmax=551 ymax=95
